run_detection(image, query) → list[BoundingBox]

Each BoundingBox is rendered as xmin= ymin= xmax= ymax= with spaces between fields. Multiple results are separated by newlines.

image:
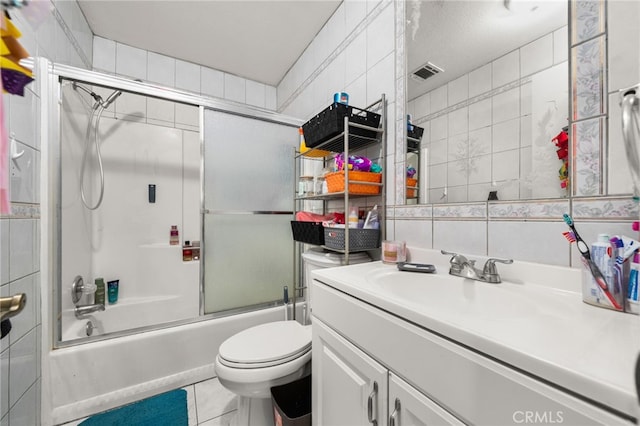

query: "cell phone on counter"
xmin=397 ymin=262 xmax=436 ymax=273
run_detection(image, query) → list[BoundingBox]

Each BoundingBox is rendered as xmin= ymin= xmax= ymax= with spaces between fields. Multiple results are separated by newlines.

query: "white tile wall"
xmin=448 ymin=107 xmax=468 ymax=137
xmin=93 ymin=40 xmax=278 ymax=111
xmin=8 ymin=380 xmax=38 ymax=426
xmin=492 ymin=118 xmax=519 ymax=153
xmin=492 ymin=50 xmax=519 ymax=88
xmin=430 ymin=115 xmax=447 ymax=141
xmin=468 ymin=99 xmax=491 ymax=131
xmin=469 ymin=64 xmax=492 ymax=98
xmin=0 ymin=344 xmax=8 ymax=419
xmin=553 ymin=27 xmax=569 ymax=65
xmin=433 ymin=220 xmax=487 ymax=256
xmin=520 ymin=33 xmax=553 ymax=77
xmin=245 ymin=80 xmax=266 ymax=108
xmin=607 ymin=0 xmax=640 ymax=92
xmin=148 ymin=52 xmax=176 ymax=87
xmin=9 ymin=88 xmax=38 ymax=150
xmin=492 ymin=87 xmax=520 ymax=124
xmin=9 ymin=329 xmax=37 ymax=408
xmin=224 ymin=74 xmax=246 ymax=104
xmin=366 ymin=53 xmax=395 ymax=105
xmin=176 ymin=60 xmax=202 ymax=94
xmin=488 ymin=221 xmax=569 ymax=266
xmin=115 ymin=43 xmax=147 ymax=80
xmin=9 ymin=219 xmax=36 ymax=282
xmin=430 ymin=85 xmax=447 ymax=111
xmin=448 ymin=75 xmax=469 ymax=106
xmin=345 ymin=31 xmax=367 ymax=86
xmin=201 ymin=67 xmax=225 ymax=99
xmin=393 ymin=219 xmax=433 ymax=249
xmin=366 ymin=4 xmax=394 ymax=69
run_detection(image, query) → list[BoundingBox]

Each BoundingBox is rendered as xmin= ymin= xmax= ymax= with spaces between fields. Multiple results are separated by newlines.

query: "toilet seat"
xmin=218 ymin=321 xmax=311 ymax=369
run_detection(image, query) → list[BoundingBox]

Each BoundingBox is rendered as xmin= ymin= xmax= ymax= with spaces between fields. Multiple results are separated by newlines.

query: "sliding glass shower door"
xmin=203 ymin=109 xmax=298 ymax=314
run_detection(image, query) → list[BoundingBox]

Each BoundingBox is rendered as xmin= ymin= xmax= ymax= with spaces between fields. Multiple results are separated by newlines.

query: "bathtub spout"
xmin=75 ymin=303 xmax=105 ymax=318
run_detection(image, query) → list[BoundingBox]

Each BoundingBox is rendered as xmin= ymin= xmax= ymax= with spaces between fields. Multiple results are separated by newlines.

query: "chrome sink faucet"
xmin=441 ymin=250 xmax=513 ymax=283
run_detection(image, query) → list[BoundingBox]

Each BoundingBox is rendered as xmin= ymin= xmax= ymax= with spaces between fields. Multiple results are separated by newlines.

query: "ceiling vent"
xmin=411 ymin=62 xmax=444 ymax=82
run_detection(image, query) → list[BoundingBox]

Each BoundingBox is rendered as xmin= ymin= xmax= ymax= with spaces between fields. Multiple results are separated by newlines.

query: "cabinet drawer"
xmin=312 ymin=280 xmax=632 ymax=425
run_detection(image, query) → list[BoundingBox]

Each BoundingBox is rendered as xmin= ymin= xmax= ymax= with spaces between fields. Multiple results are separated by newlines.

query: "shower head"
xmin=102 ymin=90 xmax=122 ymax=108
xmin=71 ymin=81 xmax=122 ymax=109
xmin=72 ymin=81 xmax=104 ymax=106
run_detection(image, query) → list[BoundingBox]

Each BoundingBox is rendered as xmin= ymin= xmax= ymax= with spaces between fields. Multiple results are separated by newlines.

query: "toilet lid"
xmin=218 ymin=321 xmax=311 ymax=368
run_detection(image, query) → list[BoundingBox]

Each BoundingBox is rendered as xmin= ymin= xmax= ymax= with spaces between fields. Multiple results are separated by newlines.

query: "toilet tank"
xmin=301 ymin=248 xmax=371 ymax=316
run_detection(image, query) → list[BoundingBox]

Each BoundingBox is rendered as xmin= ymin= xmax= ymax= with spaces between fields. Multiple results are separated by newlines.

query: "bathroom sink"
xmin=362 ymin=267 xmax=539 ymax=320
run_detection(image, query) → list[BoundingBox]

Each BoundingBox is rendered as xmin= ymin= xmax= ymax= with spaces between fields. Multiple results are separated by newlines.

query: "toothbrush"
xmin=563 ymin=214 xmax=622 ymax=309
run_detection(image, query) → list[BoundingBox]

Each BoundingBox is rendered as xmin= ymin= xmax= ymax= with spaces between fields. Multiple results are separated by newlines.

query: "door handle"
xmin=0 ymin=293 xmax=26 ymax=340
xmin=0 ymin=293 xmax=26 ymax=322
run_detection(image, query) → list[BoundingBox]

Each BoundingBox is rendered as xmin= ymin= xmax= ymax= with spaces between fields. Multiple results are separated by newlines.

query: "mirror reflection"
xmin=406 ymin=0 xmax=568 ymax=204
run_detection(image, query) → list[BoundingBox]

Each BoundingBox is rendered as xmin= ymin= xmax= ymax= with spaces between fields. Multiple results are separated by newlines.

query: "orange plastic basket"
xmin=406 ymin=177 xmax=418 ymax=198
xmin=325 ymin=171 xmax=382 ymax=195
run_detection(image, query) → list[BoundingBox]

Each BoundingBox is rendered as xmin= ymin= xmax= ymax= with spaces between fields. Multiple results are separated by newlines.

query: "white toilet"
xmin=214 ymin=248 xmax=371 ymax=426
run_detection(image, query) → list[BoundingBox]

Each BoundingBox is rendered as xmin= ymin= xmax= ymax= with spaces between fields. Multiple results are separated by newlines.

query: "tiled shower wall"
xmin=277 ymin=0 xmax=398 ymax=212
xmin=1 ymin=2 xmax=93 ymax=424
xmin=92 ymin=36 xmax=277 ymax=111
xmin=389 ymin=0 xmax=639 ymax=270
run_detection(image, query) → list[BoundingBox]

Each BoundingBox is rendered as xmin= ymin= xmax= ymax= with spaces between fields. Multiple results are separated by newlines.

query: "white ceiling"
xmin=78 ymin=0 xmax=342 ymax=87
xmin=407 ymin=0 xmax=567 ymax=100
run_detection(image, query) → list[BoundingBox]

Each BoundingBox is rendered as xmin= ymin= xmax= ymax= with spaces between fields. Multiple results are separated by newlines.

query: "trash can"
xmin=271 ymin=375 xmax=311 ymax=426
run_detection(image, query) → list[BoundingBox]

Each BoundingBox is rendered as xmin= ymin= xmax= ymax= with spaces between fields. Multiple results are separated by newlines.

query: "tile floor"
xmin=61 ymin=376 xmax=237 ymax=426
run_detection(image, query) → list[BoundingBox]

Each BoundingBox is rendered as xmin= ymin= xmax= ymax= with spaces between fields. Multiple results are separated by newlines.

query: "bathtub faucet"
xmin=74 ymin=303 xmax=105 ymax=319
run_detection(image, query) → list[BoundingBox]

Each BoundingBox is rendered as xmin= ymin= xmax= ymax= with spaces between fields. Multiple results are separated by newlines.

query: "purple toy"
xmin=335 ymin=153 xmax=372 ymax=172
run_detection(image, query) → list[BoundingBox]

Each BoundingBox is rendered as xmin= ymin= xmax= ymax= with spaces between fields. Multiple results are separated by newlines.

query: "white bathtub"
xmin=47 ymin=304 xmax=302 ymax=425
xmin=61 ymin=294 xmax=191 ymax=341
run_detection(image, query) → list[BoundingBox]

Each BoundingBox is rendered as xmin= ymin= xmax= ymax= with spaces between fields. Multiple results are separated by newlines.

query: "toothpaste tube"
xmin=627 ymin=252 xmax=639 ymax=314
xmin=617 ymin=235 xmax=640 ymax=260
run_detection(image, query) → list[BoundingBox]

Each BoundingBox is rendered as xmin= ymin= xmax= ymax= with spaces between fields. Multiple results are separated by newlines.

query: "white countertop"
xmin=311 ymin=248 xmax=640 ymax=418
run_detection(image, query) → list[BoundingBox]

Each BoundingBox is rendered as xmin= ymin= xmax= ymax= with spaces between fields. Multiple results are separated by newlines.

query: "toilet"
xmin=214 ymin=248 xmax=371 ymax=426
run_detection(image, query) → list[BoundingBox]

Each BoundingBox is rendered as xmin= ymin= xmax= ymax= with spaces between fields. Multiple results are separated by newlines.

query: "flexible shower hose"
xmin=79 ymin=103 xmax=107 ymax=210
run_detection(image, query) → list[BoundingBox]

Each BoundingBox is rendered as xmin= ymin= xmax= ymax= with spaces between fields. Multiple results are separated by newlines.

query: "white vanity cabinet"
xmin=311 ymin=278 xmax=634 ymax=425
xmin=312 ymin=318 xmax=388 ymax=426
xmin=313 ymin=317 xmax=462 ymax=426
xmin=389 ymin=373 xmax=464 ymax=426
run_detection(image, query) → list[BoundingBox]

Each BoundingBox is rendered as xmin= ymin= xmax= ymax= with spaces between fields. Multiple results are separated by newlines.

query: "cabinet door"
xmin=312 ymin=318 xmax=388 ymax=426
xmin=389 ymin=373 xmax=464 ymax=426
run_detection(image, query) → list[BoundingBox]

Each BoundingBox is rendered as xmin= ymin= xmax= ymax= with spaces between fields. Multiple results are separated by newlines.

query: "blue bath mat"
xmin=79 ymin=389 xmax=188 ymax=426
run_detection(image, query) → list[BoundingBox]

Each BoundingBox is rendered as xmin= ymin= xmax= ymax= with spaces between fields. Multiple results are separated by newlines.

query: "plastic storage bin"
xmin=271 ymin=375 xmax=311 ymax=426
xmin=302 ymin=102 xmax=381 ymax=149
xmin=324 ymin=227 xmax=380 ymax=251
xmin=325 ymin=170 xmax=382 ymax=195
xmin=291 ymin=221 xmax=325 ymax=245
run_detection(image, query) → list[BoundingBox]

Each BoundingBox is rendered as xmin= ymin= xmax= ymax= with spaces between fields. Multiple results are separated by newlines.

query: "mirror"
xmin=406 ymin=0 xmax=568 ymax=204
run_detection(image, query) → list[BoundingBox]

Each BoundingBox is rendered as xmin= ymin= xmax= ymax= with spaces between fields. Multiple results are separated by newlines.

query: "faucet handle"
xmin=440 ymin=250 xmax=473 ymax=271
xmin=482 ymin=257 xmax=514 ymax=277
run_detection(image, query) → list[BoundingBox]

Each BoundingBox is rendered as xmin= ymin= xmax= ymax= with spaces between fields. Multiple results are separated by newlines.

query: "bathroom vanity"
xmin=310 ymin=250 xmax=640 ymax=425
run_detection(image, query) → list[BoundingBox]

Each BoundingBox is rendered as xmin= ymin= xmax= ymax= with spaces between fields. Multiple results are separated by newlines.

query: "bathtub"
xmin=61 ymin=294 xmax=193 ymax=341
xmin=47 ymin=304 xmax=304 ymax=425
